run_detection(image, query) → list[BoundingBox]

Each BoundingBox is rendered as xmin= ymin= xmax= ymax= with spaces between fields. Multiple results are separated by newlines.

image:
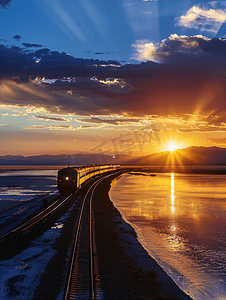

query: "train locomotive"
xmin=57 ymin=164 xmax=120 ymax=193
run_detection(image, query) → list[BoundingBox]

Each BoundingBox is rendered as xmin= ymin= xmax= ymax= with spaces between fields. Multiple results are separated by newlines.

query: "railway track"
xmin=0 ymin=170 xmax=122 ymax=299
xmin=64 ymin=173 xmax=120 ymax=300
xmin=0 ymin=193 xmax=73 ymax=241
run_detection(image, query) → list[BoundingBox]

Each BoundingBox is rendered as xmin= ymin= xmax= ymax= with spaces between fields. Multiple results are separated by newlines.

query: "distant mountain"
xmin=1 ymin=147 xmax=226 ymax=166
xmin=0 ymin=153 xmax=136 ymax=166
xmin=133 ymin=146 xmax=226 ymax=166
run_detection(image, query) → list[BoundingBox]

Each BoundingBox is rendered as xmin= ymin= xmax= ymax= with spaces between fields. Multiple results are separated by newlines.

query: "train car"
xmin=57 ymin=164 xmax=120 ymax=194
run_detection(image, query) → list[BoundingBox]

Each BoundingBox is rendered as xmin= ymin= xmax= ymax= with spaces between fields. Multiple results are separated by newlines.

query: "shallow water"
xmin=0 ymin=168 xmax=59 ymax=211
xmin=109 ymin=172 xmax=226 ymax=300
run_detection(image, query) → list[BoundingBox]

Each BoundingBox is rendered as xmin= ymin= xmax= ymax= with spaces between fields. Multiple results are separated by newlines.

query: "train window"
xmin=59 ymin=171 xmax=68 ymax=176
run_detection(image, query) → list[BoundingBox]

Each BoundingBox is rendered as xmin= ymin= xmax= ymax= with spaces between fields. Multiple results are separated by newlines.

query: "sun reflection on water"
xmin=171 ymin=172 xmax=175 ymax=215
xmin=109 ymin=172 xmax=226 ymax=299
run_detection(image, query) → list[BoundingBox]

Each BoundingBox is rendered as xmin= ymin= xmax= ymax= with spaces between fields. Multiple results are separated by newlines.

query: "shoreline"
xmin=113 ymin=211 xmax=192 ymax=299
xmin=94 ymin=173 xmax=192 ymax=299
xmin=1 ymin=164 xmax=226 ymax=174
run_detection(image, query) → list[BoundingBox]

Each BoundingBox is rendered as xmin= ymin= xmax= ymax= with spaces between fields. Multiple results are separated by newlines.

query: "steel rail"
xmin=64 ymin=171 xmax=121 ymax=300
xmin=0 ymin=193 xmax=72 ymax=240
xmin=21 ymin=193 xmax=73 ymax=232
xmin=64 ymin=181 xmax=97 ymax=300
xmin=89 ymin=180 xmax=101 ymax=300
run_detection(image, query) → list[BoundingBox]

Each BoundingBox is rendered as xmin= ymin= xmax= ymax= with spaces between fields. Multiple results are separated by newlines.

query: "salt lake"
xmin=1 ymin=166 xmax=226 ymax=299
xmin=109 ymin=172 xmax=226 ymax=300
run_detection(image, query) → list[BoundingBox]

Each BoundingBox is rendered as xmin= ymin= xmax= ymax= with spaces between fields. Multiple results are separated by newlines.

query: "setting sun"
xmin=166 ymin=142 xmax=178 ymax=152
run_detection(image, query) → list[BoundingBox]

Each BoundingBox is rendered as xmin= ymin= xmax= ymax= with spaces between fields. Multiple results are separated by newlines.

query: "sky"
xmin=1 ymin=0 xmax=226 ymax=157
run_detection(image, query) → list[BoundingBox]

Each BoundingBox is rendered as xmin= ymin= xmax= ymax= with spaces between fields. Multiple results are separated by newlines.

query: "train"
xmin=57 ymin=164 xmax=120 ymax=193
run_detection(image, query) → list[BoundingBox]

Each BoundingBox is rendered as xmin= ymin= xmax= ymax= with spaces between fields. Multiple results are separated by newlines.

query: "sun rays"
xmin=163 ymin=139 xmax=193 ymax=168
xmin=166 ymin=141 xmax=178 ymax=153
xmin=165 ymin=138 xmax=182 ymax=153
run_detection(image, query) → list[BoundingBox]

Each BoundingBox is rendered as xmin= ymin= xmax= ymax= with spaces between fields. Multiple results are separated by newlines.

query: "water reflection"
xmin=171 ymin=173 xmax=175 ymax=215
xmin=109 ymin=172 xmax=226 ymax=300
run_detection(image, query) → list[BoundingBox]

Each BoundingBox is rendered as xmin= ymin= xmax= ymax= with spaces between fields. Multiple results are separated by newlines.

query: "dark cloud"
xmin=22 ymin=43 xmax=44 ymax=49
xmin=0 ymin=38 xmax=7 ymax=42
xmin=203 ymin=114 xmax=226 ymax=127
xmin=136 ymin=35 xmax=226 ymax=65
xmin=178 ymin=126 xmax=226 ymax=133
xmin=24 ymin=125 xmax=73 ymax=130
xmin=0 ymin=0 xmax=11 ymax=9
xmin=78 ymin=124 xmax=101 ymax=129
xmin=78 ymin=117 xmax=141 ymax=125
xmin=13 ymin=35 xmax=21 ymax=41
xmin=87 ymin=51 xmax=121 ymax=55
xmin=34 ymin=48 xmax=51 ymax=56
xmin=1 ymin=36 xmax=226 ymax=127
xmin=0 ymin=44 xmax=122 ymax=82
xmin=208 ymin=138 xmax=226 ymax=145
xmin=34 ymin=115 xmax=68 ymax=122
xmin=94 ymin=51 xmax=120 ymax=55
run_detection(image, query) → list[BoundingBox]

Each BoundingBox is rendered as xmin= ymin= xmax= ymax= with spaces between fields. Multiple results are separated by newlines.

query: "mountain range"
xmin=133 ymin=146 xmax=226 ymax=166
xmin=0 ymin=153 xmax=132 ymax=166
xmin=0 ymin=146 xmax=226 ymax=166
